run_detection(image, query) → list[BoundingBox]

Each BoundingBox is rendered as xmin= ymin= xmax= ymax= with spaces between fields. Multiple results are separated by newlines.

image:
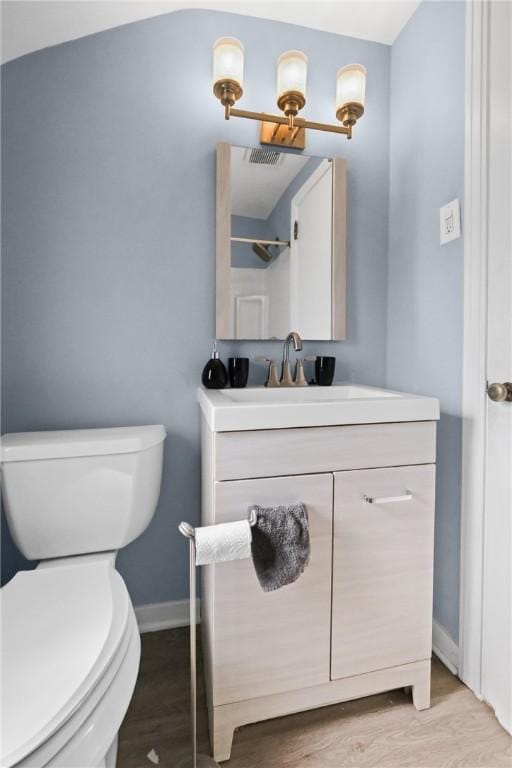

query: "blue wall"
xmin=387 ymin=1 xmax=465 ymax=641
xmin=231 ymin=215 xmax=271 ymax=269
xmin=1 ymin=10 xmax=391 ymax=604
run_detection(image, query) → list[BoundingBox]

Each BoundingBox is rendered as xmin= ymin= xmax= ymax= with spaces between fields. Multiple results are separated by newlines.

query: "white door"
xmin=481 ymin=0 xmax=512 ymax=734
xmin=290 ymin=160 xmax=332 ymax=339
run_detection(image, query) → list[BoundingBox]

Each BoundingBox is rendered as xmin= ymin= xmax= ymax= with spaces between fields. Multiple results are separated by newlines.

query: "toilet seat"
xmin=1 ymin=561 xmax=133 ymax=767
xmin=14 ymin=610 xmax=140 ymax=768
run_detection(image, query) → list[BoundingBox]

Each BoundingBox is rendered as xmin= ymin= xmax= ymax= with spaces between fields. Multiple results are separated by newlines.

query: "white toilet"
xmin=0 ymin=424 xmax=166 ymax=768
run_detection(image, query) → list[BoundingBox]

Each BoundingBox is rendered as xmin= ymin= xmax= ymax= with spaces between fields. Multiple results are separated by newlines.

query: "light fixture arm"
xmin=225 ymin=104 xmax=352 ymax=138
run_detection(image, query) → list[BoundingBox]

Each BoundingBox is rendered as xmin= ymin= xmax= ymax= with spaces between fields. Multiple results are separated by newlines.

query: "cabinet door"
xmin=331 ymin=465 xmax=435 ymax=680
xmin=212 ymin=473 xmax=333 ymax=705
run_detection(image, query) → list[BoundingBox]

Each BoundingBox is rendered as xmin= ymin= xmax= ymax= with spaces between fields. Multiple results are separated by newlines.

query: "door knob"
xmin=487 ymin=382 xmax=512 ymax=402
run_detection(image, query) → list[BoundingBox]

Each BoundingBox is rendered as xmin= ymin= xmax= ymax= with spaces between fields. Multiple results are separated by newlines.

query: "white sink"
xmin=198 ymin=383 xmax=439 ymax=432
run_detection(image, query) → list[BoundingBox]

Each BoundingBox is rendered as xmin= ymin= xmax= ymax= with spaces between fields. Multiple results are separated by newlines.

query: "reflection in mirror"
xmin=216 ymin=143 xmax=346 ymax=340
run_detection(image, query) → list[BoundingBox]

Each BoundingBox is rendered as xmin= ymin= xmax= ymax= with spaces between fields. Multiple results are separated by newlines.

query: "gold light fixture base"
xmin=213 ymin=78 xmax=243 ymax=109
xmin=260 ymin=120 xmax=306 ymax=149
xmin=336 ymin=101 xmax=364 ymax=127
xmin=276 ymin=90 xmax=306 ymax=117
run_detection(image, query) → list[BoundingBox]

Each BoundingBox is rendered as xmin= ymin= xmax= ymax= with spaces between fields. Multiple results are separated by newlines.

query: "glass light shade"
xmin=277 ymin=50 xmax=308 ymax=99
xmin=336 ymin=63 xmax=367 ymax=111
xmin=212 ymin=37 xmax=244 ymax=89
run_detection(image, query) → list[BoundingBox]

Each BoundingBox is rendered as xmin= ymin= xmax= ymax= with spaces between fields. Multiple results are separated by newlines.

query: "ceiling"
xmin=231 ymin=147 xmax=308 ymax=220
xmin=0 ymin=0 xmax=420 ymax=65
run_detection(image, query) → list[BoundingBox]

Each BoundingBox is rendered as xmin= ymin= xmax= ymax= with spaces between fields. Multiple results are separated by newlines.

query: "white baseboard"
xmin=432 ymin=619 xmax=459 ymax=675
xmin=134 ymin=598 xmax=200 ymax=633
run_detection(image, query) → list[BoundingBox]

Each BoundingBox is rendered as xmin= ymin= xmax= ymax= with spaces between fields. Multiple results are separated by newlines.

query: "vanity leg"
xmin=412 ymin=668 xmax=431 ymax=711
xmin=211 ymin=709 xmax=235 ymax=763
xmin=212 ymin=726 xmax=235 ymax=763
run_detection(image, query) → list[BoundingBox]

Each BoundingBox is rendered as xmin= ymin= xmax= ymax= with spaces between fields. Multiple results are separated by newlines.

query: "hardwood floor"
xmin=118 ymin=628 xmax=511 ymax=768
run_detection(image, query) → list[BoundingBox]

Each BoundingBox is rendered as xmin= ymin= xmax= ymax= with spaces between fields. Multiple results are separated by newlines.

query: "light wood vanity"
xmin=198 ymin=385 xmax=438 ymax=762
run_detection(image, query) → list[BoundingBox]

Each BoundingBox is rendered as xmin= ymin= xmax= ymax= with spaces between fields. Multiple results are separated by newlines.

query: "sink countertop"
xmin=197 ymin=383 xmax=440 ymax=432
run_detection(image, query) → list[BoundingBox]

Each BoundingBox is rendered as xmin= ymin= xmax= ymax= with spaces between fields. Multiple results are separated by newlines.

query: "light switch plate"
xmin=440 ymin=198 xmax=461 ymax=244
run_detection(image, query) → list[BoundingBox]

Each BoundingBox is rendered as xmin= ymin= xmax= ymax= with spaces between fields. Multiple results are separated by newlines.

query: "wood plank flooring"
xmin=118 ymin=628 xmax=511 ymax=768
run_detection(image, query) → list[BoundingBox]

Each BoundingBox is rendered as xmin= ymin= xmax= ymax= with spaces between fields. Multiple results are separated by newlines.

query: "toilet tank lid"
xmin=1 ymin=424 xmax=166 ymax=462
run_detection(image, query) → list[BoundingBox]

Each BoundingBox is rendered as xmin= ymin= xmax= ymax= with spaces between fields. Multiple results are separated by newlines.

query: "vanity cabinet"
xmin=212 ymin=474 xmax=333 ymax=704
xmin=200 ymin=417 xmax=436 ymax=762
xmin=331 ymin=465 xmax=435 ymax=680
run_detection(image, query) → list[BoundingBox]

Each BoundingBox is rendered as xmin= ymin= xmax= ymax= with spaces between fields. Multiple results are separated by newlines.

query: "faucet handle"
xmin=266 ymin=360 xmax=280 ymax=388
xmin=294 ymin=359 xmax=308 ymax=387
xmin=253 ymin=357 xmax=280 ymax=387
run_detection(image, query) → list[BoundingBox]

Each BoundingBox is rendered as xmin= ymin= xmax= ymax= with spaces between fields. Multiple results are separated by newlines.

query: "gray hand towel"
xmin=250 ymin=503 xmax=310 ymax=592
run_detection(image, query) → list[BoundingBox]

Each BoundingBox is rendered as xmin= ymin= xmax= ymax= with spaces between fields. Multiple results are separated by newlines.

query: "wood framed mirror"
xmin=216 ymin=142 xmax=347 ymax=340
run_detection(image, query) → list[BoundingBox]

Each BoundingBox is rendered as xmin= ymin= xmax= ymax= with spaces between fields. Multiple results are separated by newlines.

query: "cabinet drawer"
xmin=211 ymin=473 xmax=333 ymax=705
xmin=215 ymin=421 xmax=436 ymax=481
xmin=331 ymin=465 xmax=435 ymax=680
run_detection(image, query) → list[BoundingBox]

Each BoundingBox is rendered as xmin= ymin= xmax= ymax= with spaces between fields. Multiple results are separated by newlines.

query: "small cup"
xmin=228 ymin=357 xmax=249 ymax=388
xmin=315 ymin=356 xmax=336 ymax=386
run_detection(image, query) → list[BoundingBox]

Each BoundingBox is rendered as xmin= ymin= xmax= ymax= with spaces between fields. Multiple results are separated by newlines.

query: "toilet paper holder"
xmin=177 ymin=509 xmax=257 ymax=768
xmin=178 ymin=509 xmax=257 ymax=539
xmin=178 ymin=508 xmax=257 ymax=540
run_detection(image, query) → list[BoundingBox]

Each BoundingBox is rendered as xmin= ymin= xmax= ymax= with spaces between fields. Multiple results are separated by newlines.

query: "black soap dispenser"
xmin=201 ymin=341 xmax=228 ymax=389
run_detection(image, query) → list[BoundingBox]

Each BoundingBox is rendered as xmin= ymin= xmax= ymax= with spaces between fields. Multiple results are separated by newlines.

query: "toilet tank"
xmin=1 ymin=425 xmax=166 ymax=561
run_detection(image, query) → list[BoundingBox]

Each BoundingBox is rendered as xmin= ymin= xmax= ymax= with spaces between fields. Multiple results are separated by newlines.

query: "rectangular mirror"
xmin=216 ymin=143 xmax=346 ymax=340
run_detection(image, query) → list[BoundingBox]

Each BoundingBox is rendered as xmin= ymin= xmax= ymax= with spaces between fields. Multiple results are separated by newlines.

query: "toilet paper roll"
xmin=194 ymin=520 xmax=252 ymax=566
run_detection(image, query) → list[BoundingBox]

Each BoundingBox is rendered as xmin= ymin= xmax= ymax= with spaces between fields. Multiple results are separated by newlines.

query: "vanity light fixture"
xmin=276 ymin=50 xmax=308 ymax=120
xmin=212 ymin=37 xmax=366 ymax=148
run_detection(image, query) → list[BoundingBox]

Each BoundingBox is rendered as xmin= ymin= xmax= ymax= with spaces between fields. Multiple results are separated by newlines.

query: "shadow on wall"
xmin=115 ymin=429 xmax=201 ymax=605
xmin=433 ymin=411 xmax=463 ymax=635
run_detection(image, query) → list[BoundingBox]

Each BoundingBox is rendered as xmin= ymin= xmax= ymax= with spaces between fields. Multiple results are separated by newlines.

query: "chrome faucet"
xmin=281 ymin=331 xmax=303 ymax=386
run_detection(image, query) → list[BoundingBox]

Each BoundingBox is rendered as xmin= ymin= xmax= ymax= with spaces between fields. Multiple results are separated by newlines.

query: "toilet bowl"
xmin=1 ymin=425 xmax=166 ymax=767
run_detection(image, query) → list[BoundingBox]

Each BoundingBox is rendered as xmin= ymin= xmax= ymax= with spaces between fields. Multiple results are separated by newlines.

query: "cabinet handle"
xmin=363 ymin=490 xmax=413 ymax=504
